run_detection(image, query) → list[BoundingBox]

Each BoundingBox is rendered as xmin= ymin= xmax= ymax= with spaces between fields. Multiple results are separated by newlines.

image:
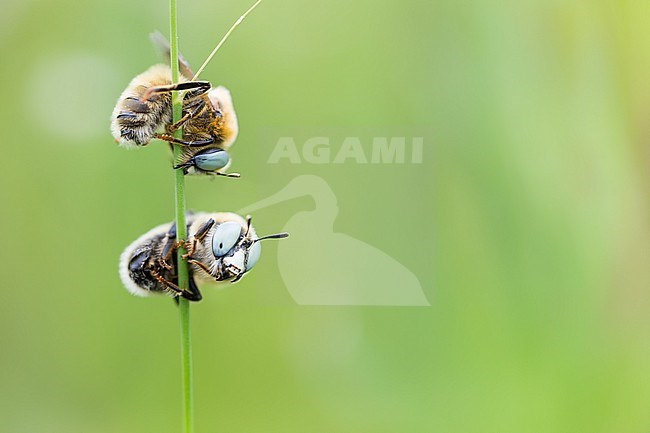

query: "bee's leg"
xmin=187 ymin=258 xmax=215 ymax=278
xmin=159 ymin=222 xmax=181 ymax=270
xmin=181 ymin=275 xmax=203 ymax=302
xmin=149 ymin=269 xmax=184 ymax=295
xmin=153 ymin=133 xmax=215 ymax=147
xmin=184 ymin=86 xmax=210 ymax=100
xmin=168 ymin=99 xmax=207 ymax=133
xmin=141 ymin=81 xmax=211 ymax=101
xmin=183 ymin=219 xmax=215 ymax=259
xmin=151 ymin=271 xmax=200 ymax=302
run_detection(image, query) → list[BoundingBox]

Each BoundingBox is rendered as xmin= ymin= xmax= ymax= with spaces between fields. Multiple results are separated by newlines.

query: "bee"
xmin=110 ymin=38 xmax=239 ymax=177
xmin=119 ymin=212 xmax=288 ymax=301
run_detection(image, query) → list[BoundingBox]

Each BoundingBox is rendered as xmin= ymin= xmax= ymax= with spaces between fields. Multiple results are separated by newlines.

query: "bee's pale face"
xmin=209 ymin=221 xmax=260 ymax=281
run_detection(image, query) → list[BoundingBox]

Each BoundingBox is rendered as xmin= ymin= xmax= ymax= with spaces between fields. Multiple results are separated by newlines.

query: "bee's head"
xmin=210 ymin=216 xmax=288 ymax=282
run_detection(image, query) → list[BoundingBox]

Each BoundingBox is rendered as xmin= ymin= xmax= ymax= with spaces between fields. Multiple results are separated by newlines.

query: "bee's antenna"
xmin=215 ymin=172 xmax=241 ymax=178
xmin=192 ymin=0 xmax=264 ymax=80
xmin=252 ymin=232 xmax=289 ymax=243
xmin=244 ymin=215 xmax=253 ymax=236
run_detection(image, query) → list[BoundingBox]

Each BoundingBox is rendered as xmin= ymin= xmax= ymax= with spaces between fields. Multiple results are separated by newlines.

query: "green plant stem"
xmin=169 ymin=0 xmax=194 ymax=432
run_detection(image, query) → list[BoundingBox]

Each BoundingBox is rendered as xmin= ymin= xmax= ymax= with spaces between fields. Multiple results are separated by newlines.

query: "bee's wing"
xmin=150 ymin=30 xmax=196 ymax=79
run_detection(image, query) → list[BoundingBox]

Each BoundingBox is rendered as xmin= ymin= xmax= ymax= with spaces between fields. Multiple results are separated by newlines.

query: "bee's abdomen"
xmin=123 ymin=239 xmax=174 ymax=296
xmin=127 ymin=246 xmax=157 ymax=291
xmin=111 ymin=64 xmax=175 ymax=147
xmin=112 ymin=93 xmax=172 ymax=147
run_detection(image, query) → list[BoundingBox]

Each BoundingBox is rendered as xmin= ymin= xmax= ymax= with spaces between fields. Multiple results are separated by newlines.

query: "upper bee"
xmin=110 ymin=64 xmax=239 ymax=176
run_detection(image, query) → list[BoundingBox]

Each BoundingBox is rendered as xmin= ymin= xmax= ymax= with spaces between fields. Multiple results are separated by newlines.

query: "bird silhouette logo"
xmin=239 ymin=175 xmax=430 ymax=306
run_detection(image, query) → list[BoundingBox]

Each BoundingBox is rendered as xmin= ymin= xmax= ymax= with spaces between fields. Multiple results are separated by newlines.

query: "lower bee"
xmin=119 ymin=212 xmax=288 ymax=301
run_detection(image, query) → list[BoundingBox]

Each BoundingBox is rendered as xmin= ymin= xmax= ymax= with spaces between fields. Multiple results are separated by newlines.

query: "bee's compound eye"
xmin=245 ymin=241 xmax=261 ymax=271
xmin=211 ymin=221 xmax=242 ymax=257
xmin=194 ymin=148 xmax=229 ymax=171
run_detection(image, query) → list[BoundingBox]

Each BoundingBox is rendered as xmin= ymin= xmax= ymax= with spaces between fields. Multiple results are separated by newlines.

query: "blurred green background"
xmin=1 ymin=0 xmax=649 ymax=431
